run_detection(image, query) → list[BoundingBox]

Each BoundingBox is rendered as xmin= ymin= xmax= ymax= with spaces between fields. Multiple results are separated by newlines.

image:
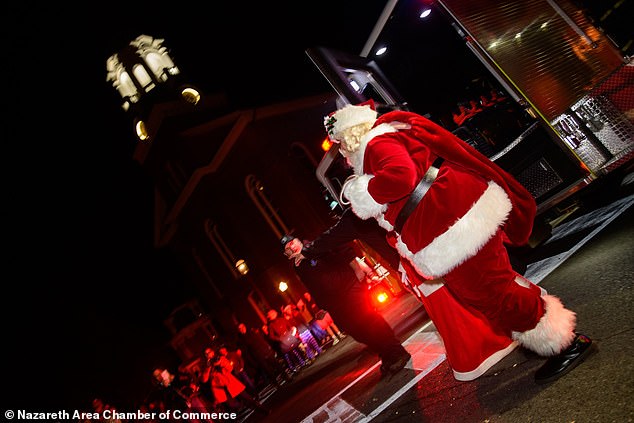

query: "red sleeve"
xmin=365 ymin=137 xmax=419 ymax=204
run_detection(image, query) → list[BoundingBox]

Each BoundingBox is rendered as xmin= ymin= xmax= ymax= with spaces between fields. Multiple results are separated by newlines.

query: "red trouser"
xmin=442 ymin=230 xmax=545 ymax=335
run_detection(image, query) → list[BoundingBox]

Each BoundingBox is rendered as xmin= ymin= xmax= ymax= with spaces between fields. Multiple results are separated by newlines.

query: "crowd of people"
xmin=93 ymin=291 xmax=348 ymax=421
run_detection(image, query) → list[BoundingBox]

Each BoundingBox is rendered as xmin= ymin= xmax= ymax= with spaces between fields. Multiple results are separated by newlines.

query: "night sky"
xmin=5 ymin=1 xmax=388 ymax=411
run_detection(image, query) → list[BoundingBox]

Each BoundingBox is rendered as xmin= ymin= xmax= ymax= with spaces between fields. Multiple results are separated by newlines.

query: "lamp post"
xmin=279 ymin=281 xmax=295 ymax=304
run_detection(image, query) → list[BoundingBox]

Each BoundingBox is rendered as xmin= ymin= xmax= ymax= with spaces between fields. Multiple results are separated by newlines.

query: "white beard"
xmin=344 ymin=123 xmax=399 ymax=174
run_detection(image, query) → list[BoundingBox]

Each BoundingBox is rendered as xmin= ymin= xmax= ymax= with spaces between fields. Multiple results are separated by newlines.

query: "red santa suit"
xmin=397 ymin=255 xmax=518 ymax=380
xmin=335 ymin=108 xmax=576 ymax=367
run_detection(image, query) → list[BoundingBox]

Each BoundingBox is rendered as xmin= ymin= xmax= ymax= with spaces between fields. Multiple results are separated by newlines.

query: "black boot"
xmin=535 ymin=333 xmax=594 ymax=384
xmin=380 ymin=349 xmax=411 ymax=377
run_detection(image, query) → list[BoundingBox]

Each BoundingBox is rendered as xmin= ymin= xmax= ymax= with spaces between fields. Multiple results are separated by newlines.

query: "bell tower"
xmin=106 ymin=34 xmax=201 ymax=141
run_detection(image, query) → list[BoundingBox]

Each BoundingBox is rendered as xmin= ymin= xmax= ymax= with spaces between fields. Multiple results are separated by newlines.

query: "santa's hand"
xmin=342 ymin=174 xmax=387 ymax=220
xmin=340 ymin=174 xmax=358 ymax=205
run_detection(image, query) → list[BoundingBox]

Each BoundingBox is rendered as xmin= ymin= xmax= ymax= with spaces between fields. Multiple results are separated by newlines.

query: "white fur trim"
xmin=376 ymin=214 xmax=394 ymax=232
xmin=415 ymin=280 xmax=445 ymax=297
xmin=394 ymin=236 xmax=418 ymax=277
xmin=397 ymin=262 xmax=421 ymax=298
xmin=345 ymin=123 xmax=398 ymax=174
xmin=329 ymin=105 xmax=377 ymax=138
xmin=409 ymin=181 xmax=512 ymax=278
xmin=453 ymin=341 xmax=518 ymax=381
xmin=342 ymin=122 xmax=405 ymax=228
xmin=343 ymin=174 xmax=387 ymax=219
xmin=512 ymin=294 xmax=576 ymax=356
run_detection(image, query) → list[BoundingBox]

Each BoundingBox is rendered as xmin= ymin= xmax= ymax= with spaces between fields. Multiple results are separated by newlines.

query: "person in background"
xmin=266 ymin=308 xmax=306 ymax=373
xmin=217 ymin=345 xmax=258 ymax=398
xmin=236 ymin=322 xmax=291 ymax=387
xmin=296 ymin=297 xmax=328 ymax=345
xmin=295 ymin=297 xmax=314 ymax=323
xmin=174 ymin=364 xmax=216 ymax=423
xmin=283 ymin=304 xmax=323 ymax=361
xmin=207 ymin=351 xmax=270 ymax=416
xmin=200 ymin=347 xmax=217 ymax=385
xmin=150 ymin=367 xmax=191 ymax=420
xmin=282 ymin=226 xmax=411 ymax=377
xmin=301 ymin=291 xmax=345 ymax=346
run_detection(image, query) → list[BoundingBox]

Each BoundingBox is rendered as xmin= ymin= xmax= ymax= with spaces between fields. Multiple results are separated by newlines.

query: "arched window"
xmin=144 ymin=52 xmax=164 ymax=79
xmin=191 ymin=247 xmax=223 ymax=299
xmin=114 ymin=70 xmax=138 ymax=101
xmin=245 ymin=175 xmax=290 ymax=240
xmin=132 ymin=63 xmax=154 ymax=91
xmin=204 ymin=219 xmax=241 ymax=279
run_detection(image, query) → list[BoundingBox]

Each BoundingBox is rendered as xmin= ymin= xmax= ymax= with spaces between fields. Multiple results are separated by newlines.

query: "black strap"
xmin=394 ymin=157 xmax=444 ymax=234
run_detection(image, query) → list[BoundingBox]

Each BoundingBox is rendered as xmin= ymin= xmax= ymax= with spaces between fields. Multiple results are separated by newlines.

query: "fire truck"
xmin=310 ymin=0 xmax=633 ymax=243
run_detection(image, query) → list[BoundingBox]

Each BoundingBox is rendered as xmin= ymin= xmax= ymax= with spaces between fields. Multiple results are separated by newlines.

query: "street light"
xmin=278 ymin=281 xmax=296 ymax=303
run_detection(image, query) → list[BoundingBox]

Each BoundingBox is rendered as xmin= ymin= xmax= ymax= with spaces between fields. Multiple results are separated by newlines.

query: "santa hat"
xmin=324 ymin=100 xmax=378 ymax=140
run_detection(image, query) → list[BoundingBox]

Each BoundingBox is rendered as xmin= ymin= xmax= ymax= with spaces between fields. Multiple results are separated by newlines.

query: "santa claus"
xmin=325 ymin=101 xmax=593 ymax=383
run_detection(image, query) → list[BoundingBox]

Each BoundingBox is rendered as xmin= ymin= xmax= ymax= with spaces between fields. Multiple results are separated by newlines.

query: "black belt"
xmin=393 ymin=157 xmax=444 ymax=234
